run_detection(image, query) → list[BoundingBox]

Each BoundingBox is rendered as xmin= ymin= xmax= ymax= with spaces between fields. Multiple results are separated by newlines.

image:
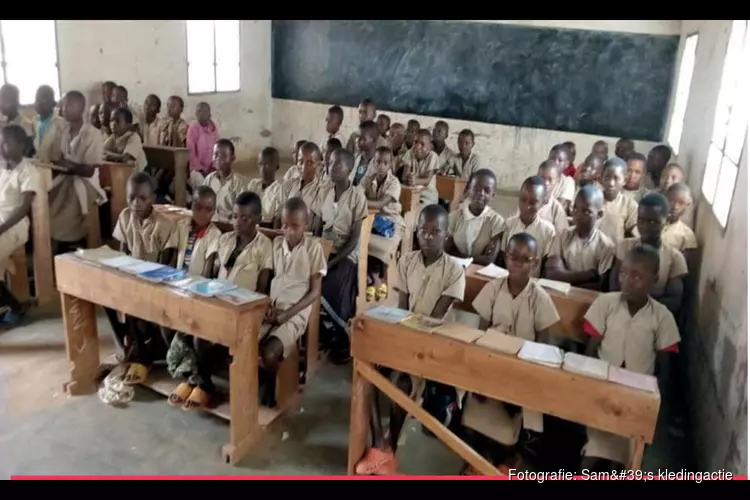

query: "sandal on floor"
xmin=366 ymin=286 xmax=376 ymax=302
xmin=168 ymin=382 xmax=194 ymax=407
xmin=122 ymin=363 xmax=149 ymax=386
xmin=354 ymin=447 xmax=398 ymax=476
xmin=182 ymin=387 xmax=210 ymax=412
xmin=375 ymin=283 xmax=388 ymax=301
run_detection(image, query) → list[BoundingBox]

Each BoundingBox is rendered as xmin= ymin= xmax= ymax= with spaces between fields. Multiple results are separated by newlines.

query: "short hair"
xmin=651 ymin=144 xmax=672 ymax=160
xmin=639 ymin=192 xmax=670 ymax=218
xmin=146 ymin=94 xmax=162 ymax=108
xmin=407 ymin=119 xmax=420 ymax=128
xmin=416 ymin=128 xmax=432 ymax=141
xmin=103 ymin=81 xmax=116 ymax=89
xmin=215 ymin=138 xmax=235 ymax=156
xmin=549 ymin=143 xmax=567 ymax=156
xmin=389 ymin=122 xmax=405 ymax=133
xmin=418 ymin=203 xmax=449 ymax=230
xmin=64 ymin=90 xmax=86 ymax=105
xmin=575 ymin=184 xmax=604 ymax=207
xmin=593 ymin=139 xmax=608 ymax=148
xmin=627 ymin=244 xmax=661 ymax=276
xmin=113 ymin=107 xmax=133 ymax=124
xmin=434 ymin=120 xmax=449 ymax=132
xmin=235 ymin=191 xmax=262 ymax=216
xmin=36 ymin=84 xmax=55 ymax=99
xmin=617 ymin=137 xmax=634 ymax=147
xmin=375 ymin=145 xmax=392 ymax=157
xmin=508 ymin=232 xmax=538 ymax=253
xmin=360 ymin=98 xmax=375 ymax=109
xmin=195 ymin=185 xmax=217 ymax=202
xmin=168 ymin=95 xmax=185 ymax=108
xmin=114 ymin=85 xmax=128 ymax=99
xmin=458 ymin=128 xmax=475 ymax=141
xmin=585 ymin=153 xmax=605 ymax=166
xmin=539 ymin=158 xmax=561 ymax=173
xmin=129 ymin=171 xmax=156 ymax=192
xmin=628 ymin=152 xmax=646 ymax=163
xmin=333 ymin=148 xmax=355 ymax=169
xmin=328 ymin=105 xmax=344 ymax=121
xmin=603 ymin=157 xmax=627 ymax=174
xmin=469 ymin=168 xmax=497 ymax=187
xmin=665 ymin=162 xmax=685 ymax=175
xmin=521 ymin=175 xmax=547 ymax=196
xmin=326 ymin=137 xmax=343 ymax=150
xmin=294 ymin=139 xmax=307 ymax=153
xmin=667 ymin=182 xmax=692 ymax=200
xmin=1 ymin=83 xmax=20 ymax=99
xmin=377 ymin=113 xmax=391 ymax=124
xmin=300 ymin=141 xmax=322 ymax=160
xmin=1 ymin=124 xmax=28 ymax=146
xmin=261 ymin=146 xmax=279 ymax=160
xmin=562 ymin=141 xmax=576 ymax=150
xmin=359 ymin=120 xmax=379 ymax=139
xmin=283 ymin=197 xmax=309 ymax=219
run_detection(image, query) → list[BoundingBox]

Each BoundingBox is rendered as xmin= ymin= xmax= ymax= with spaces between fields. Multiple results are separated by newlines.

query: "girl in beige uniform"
xmin=597 ymin=158 xmax=638 ymax=244
xmin=103 ymin=108 xmax=148 ymax=173
xmin=397 ymin=129 xmax=440 ymax=205
xmin=276 ymin=142 xmax=327 ymax=229
xmin=247 ymin=146 xmax=283 ymax=227
xmin=547 ymin=144 xmax=576 ymax=210
xmin=203 ymin=139 xmax=249 ymax=230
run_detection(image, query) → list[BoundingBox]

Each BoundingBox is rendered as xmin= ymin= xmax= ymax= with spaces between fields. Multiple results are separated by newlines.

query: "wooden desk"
xmin=436 ymin=175 xmax=467 ymax=212
xmin=356 ymin=215 xmax=375 ymax=317
xmin=399 ymin=186 xmax=423 ymax=254
xmin=99 ymin=162 xmax=134 ymax=231
xmin=56 ymin=254 xmax=270 ymax=464
xmin=459 ymin=264 xmax=599 ymax=341
xmin=347 ymin=317 xmax=660 ymax=475
xmin=144 ymin=146 xmax=190 ymax=208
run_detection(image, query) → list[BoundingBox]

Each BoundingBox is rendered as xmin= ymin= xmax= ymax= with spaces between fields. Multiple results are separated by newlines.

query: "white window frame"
xmin=666 ymin=33 xmax=699 ymax=154
xmin=701 ymin=20 xmax=749 ymax=229
xmin=186 ymin=20 xmax=241 ymax=95
xmin=0 ymin=20 xmax=60 ymax=106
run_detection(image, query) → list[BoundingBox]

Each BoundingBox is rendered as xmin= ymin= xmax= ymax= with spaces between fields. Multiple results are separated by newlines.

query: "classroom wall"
xmin=270 ymin=20 xmax=681 ymax=190
xmin=675 ymin=20 xmax=748 ymax=474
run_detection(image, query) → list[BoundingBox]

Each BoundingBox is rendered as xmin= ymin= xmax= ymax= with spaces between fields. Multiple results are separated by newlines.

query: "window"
xmin=666 ymin=33 xmax=699 ymax=154
xmin=186 ymin=20 xmax=240 ymax=94
xmin=701 ymin=20 xmax=749 ymax=228
xmin=0 ymin=20 xmax=60 ymax=105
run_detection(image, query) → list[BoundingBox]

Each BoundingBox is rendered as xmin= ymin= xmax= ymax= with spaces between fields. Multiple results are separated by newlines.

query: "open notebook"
xmin=434 ymin=323 xmax=484 ymax=344
xmin=562 ymin=352 xmax=609 ymax=380
xmin=475 ymin=264 xmax=509 ymax=279
xmin=518 ymin=341 xmax=564 ymax=368
xmin=534 ymin=278 xmax=572 ymax=295
xmin=399 ymin=315 xmax=443 ymax=333
xmin=475 ymin=329 xmax=525 ymax=356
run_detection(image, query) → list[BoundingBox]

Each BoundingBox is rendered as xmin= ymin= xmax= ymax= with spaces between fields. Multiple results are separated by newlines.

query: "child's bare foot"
xmin=168 ymin=382 xmax=194 ymax=407
xmin=355 ymin=447 xmax=398 ymax=475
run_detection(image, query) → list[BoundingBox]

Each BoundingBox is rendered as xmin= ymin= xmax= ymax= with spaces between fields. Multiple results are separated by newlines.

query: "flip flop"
xmin=183 ymin=386 xmax=210 ymax=412
xmin=354 ymin=448 xmax=398 ymax=476
xmin=122 ymin=362 xmax=149 ymax=386
xmin=168 ymin=382 xmax=194 ymax=407
xmin=366 ymin=286 xmax=376 ymax=302
xmin=376 ymin=283 xmax=388 ymax=301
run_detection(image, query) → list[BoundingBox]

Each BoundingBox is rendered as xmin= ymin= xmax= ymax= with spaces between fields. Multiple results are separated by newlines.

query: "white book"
xmin=99 ymin=255 xmax=144 ymax=270
xmin=562 ymin=352 xmax=609 ymax=380
xmin=165 ymin=276 xmax=208 ymax=290
xmin=119 ymin=261 xmax=165 ymax=275
xmin=517 ymin=341 xmax=563 ymax=368
xmin=535 ymin=278 xmax=572 ymax=295
xmin=608 ymin=366 xmax=659 ymax=394
xmin=216 ymin=288 xmax=265 ymax=306
xmin=450 ymin=256 xmax=474 ymax=269
xmin=476 ymin=263 xmax=509 ymax=279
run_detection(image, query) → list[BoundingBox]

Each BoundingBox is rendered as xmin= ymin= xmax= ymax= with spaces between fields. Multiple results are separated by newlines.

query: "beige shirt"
xmin=550 ymin=226 xmax=615 ymax=275
xmin=159 ymin=118 xmax=189 ymax=147
xmin=113 ymin=208 xmax=177 ymax=262
xmin=597 ymin=192 xmax=638 ymax=243
xmin=622 ymin=185 xmax=647 ymax=203
xmin=140 ymin=116 xmax=162 ymax=146
xmin=216 ymin=230 xmax=274 ymax=291
xmin=363 ymin=171 xmax=404 ymax=226
xmin=472 ymin=277 xmax=560 ymax=341
xmin=351 ymin=153 xmax=376 ymax=185
xmin=0 ymin=114 xmax=33 ymax=137
xmin=58 ymin=122 xmax=107 ymax=205
xmin=537 ymin=198 xmax=569 ymax=233
xmin=633 ymin=220 xmax=698 ymax=252
xmin=346 ymin=131 xmax=389 ymax=153
xmin=585 ymin=292 xmax=680 ymax=375
xmin=203 ymin=171 xmax=250 ymax=224
xmin=172 ymin=218 xmax=223 ymax=276
xmin=320 ymin=183 xmax=368 ymax=262
xmin=500 ymin=215 xmax=557 ymax=278
xmin=616 ymin=238 xmax=689 ymax=295
xmin=103 ymin=131 xmax=148 ymax=173
xmin=279 ymin=176 xmax=326 ymax=217
xmin=448 ymin=152 xmax=482 ymax=179
xmin=436 ymin=146 xmax=457 ymax=174
xmin=398 ymin=149 xmax=439 ymax=205
xmin=32 ymin=115 xmax=66 ymax=163
xmin=0 ymin=159 xmax=43 ymax=228
xmin=548 ymin=175 xmax=576 ymax=204
xmin=320 ymin=131 xmax=347 ymax=154
xmin=394 ymin=250 xmax=466 ymax=316
xmin=271 ymin=236 xmax=328 ymax=314
xmin=246 ymin=178 xmax=283 ymax=223
xmin=448 ymin=204 xmax=505 ymax=258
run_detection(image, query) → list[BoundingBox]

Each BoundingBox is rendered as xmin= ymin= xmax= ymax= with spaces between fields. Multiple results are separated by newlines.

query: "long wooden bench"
xmin=144 ymin=146 xmax=190 ymax=208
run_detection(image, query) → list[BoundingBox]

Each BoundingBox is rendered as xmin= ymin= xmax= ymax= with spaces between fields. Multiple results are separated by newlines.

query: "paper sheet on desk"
xmin=563 ymin=352 xmax=609 ymax=380
xmin=450 ymin=256 xmax=474 ymax=269
xmin=475 ymin=264 xmax=509 ymax=279
xmin=608 ymin=366 xmax=659 ymax=393
xmin=434 ymin=322 xmax=484 ymax=343
xmin=475 ymin=329 xmax=525 ymax=355
xmin=534 ymin=278 xmax=572 ymax=295
xmin=364 ymin=306 xmax=411 ymax=324
xmin=399 ymin=315 xmax=443 ymax=333
xmin=518 ymin=341 xmax=564 ymax=368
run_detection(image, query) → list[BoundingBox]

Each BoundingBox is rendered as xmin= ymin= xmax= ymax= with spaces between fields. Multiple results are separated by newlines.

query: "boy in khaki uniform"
xmin=158 ymin=95 xmax=189 ymax=147
xmin=320 ymin=105 xmax=347 ymax=155
xmin=581 ymin=244 xmax=680 ymax=472
xmin=397 ymin=129 xmax=440 ymax=205
xmin=277 ymin=142 xmax=326 ymax=228
xmin=103 ymin=108 xmax=148 ymax=172
xmin=545 ymin=185 xmax=615 ymax=290
xmin=446 ymin=129 xmax=481 ymax=179
xmin=355 ymin=204 xmax=465 ymax=476
xmin=537 ymin=159 xmax=571 ymax=232
xmin=172 ymin=186 xmax=222 ymax=275
xmin=500 ymin=176 xmax=556 ymax=278
xmin=247 ymin=146 xmax=283 ymax=227
xmin=351 ymin=120 xmax=379 ymax=186
xmin=597 ymin=158 xmax=638 ymax=244
xmin=346 ymin=99 xmax=388 ymax=153
xmin=0 ymin=84 xmax=33 ymax=140
xmin=634 ymin=182 xmax=697 ymax=253
xmin=386 ymin=123 xmax=408 ymax=171
xmin=622 ymin=153 xmax=648 ymax=202
xmin=203 ymin=139 xmax=249 ymax=228
xmin=547 ymin=144 xmax=576 ymax=210
xmin=432 ymin=120 xmax=456 ymax=173
xmin=462 ymin=232 xmax=560 ymax=475
xmin=32 ymin=85 xmax=66 ymax=163
xmin=139 ymin=95 xmax=162 ymax=147
xmin=446 ymin=169 xmax=505 ymax=266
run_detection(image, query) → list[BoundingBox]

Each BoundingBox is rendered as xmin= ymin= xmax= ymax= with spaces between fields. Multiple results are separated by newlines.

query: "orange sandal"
xmin=354 ymin=447 xmax=398 ymax=476
xmin=122 ymin=363 xmax=149 ymax=386
xmin=168 ymin=382 xmax=194 ymax=407
xmin=182 ymin=387 xmax=210 ymax=412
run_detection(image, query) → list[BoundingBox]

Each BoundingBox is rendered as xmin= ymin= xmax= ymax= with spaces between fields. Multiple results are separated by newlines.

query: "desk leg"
xmin=307 ymin=297 xmax=321 ymax=376
xmin=347 ymin=360 xmax=372 ymax=475
xmin=174 ymin=154 xmax=188 ymax=208
xmin=61 ymin=293 xmax=100 ymax=396
xmin=110 ymin=168 xmax=130 ymax=232
xmin=402 ymin=211 xmax=415 ymax=254
xmin=629 ymin=440 xmax=646 ymax=470
xmin=221 ymin=309 xmax=264 ymax=465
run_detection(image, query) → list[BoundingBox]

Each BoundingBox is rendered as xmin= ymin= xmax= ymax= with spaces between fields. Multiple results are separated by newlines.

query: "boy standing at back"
xmin=387 ymin=123 xmax=408 ymax=168
xmin=159 ymin=96 xmax=189 ymax=147
xmin=0 ymin=84 xmax=33 ymax=153
xmin=247 ymin=146 xmax=283 ymax=227
xmin=377 ymin=114 xmax=391 ymax=141
xmin=432 ymin=120 xmax=456 ymax=173
xmin=321 ymin=105 xmax=347 ymax=154
xmin=405 ymin=119 xmax=421 ymax=150
xmin=187 ymin=102 xmax=220 ymax=190
xmin=644 ymin=144 xmax=672 ymax=190
xmin=139 ymin=95 xmax=162 ymax=146
xmin=32 ymin=85 xmax=66 ymax=163
xmin=547 ymin=144 xmax=576 ymax=209
xmin=203 ymin=139 xmax=248 ymax=228
xmin=622 ymin=153 xmax=647 ymax=201
xmin=597 ymin=157 xmax=638 ymax=244
xmin=397 ymin=129 xmax=440 ymax=205
xmin=447 ymin=129 xmax=481 ymax=179
xmin=614 ymin=138 xmax=634 ymax=162
xmin=352 ymin=120 xmax=380 ymax=186
xmin=347 ymin=99 xmax=388 ymax=152
xmin=537 ymin=159 xmax=571 ymax=232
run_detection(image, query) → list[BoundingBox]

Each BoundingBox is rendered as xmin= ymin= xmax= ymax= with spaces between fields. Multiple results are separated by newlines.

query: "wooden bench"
xmin=436 ymin=175 xmax=467 ymax=212
xmin=144 ymin=146 xmax=190 ymax=208
xmin=398 ymin=186 xmax=423 ymax=254
xmin=347 ymin=316 xmax=660 ymax=475
xmin=99 ymin=162 xmax=134 ymax=232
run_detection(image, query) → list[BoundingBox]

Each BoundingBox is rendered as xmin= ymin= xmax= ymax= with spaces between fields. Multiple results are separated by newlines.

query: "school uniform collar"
xmin=499 ymin=276 xmax=534 ymax=299
xmin=462 ymin=203 xmax=489 ymax=221
xmin=618 ymin=293 xmax=657 ymax=317
xmin=216 ymin=170 xmax=236 ymax=183
xmin=281 ymin=236 xmax=306 ymax=256
xmin=576 ymin=227 xmax=599 ymax=246
xmin=419 ymin=251 xmax=449 ymax=270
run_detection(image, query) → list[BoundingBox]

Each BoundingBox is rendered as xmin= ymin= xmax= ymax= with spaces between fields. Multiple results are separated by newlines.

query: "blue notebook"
xmin=188 ymin=280 xmax=238 ymax=297
xmin=138 ymin=266 xmax=187 ymax=283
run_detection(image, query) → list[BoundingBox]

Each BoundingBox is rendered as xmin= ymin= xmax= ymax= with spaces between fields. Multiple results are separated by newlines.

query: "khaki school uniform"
xmin=550 ymin=227 xmax=615 ymax=276
xmin=172 ymin=218 xmax=222 ymax=275
xmin=140 ymin=116 xmax=162 ymax=146
xmin=582 ymin=292 xmax=680 ymax=463
xmin=113 ymin=208 xmax=177 ymax=262
xmin=203 ymin=171 xmax=249 ymax=224
xmin=622 ymin=186 xmax=647 ymax=203
xmin=103 ymin=131 xmax=148 ymax=173
xmin=537 ymin=198 xmax=569 ymax=233
xmin=0 ymin=114 xmax=33 ymax=137
xmin=633 ymin=220 xmax=697 ymax=252
xmin=246 ymin=178 xmax=283 ymax=224
xmin=351 ymin=153 xmax=375 ymax=185
xmin=448 ymin=204 xmax=505 ymax=259
xmin=500 ymin=215 xmax=556 ymax=278
xmin=398 ymin=149 xmax=440 ymax=205
xmin=282 ymin=164 xmax=301 ymax=184
xmin=266 ymin=236 xmax=327 ymax=357
xmin=216 ymin=230 xmax=273 ymax=291
xmin=279 ymin=176 xmax=326 ymax=218
xmin=346 ymin=131 xmax=389 ymax=153
xmin=50 ymin=123 xmax=107 ymax=243
xmin=616 ymin=238 xmax=688 ymax=296
xmin=548 ymin=175 xmax=576 ymax=205
xmin=597 ymin=192 xmax=638 ymax=244
xmin=320 ymin=183 xmax=368 ymax=262
xmin=32 ymin=115 xmax=66 ymax=163
xmin=436 ymin=146 xmax=457 ymax=174
xmin=364 ymin=171 xmax=405 ymax=264
xmin=159 ymin=118 xmax=189 ymax=147
xmin=0 ymin=159 xmax=43 ymax=281
xmin=447 ymin=152 xmax=481 ymax=179
xmin=320 ymin=131 xmax=347 ymax=154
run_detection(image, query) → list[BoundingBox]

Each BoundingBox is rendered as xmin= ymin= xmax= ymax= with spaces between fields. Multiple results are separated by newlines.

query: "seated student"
xmin=547 ymin=144 xmax=576 ymax=210
xmin=446 ymin=169 xmax=505 ymax=266
xmin=159 ymin=95 xmax=189 ymax=147
xmin=575 ymin=153 xmax=604 ymax=191
xmin=247 ymin=146 xmax=283 ymax=227
xmin=187 ymin=102 xmax=219 ymax=191
xmin=103 ymin=108 xmax=148 ymax=173
xmin=404 ymin=119 xmax=421 ymax=150
xmin=321 ymin=105 xmax=347 ymax=155
xmin=318 ymin=148 xmax=368 ymax=344
xmin=49 ymin=91 xmax=107 ymax=254
xmin=203 ymin=139 xmax=248 ymax=229
xmin=101 ymin=80 xmax=116 ymax=105
xmin=97 ymin=101 xmax=116 ymax=141
xmin=0 ymin=84 xmax=33 ymax=154
xmin=363 ymin=146 xmax=405 ymax=301
xmin=112 ymin=85 xmax=141 ymax=133
xmin=172 ymin=185 xmax=222 ymax=274
xmin=110 ymin=172 xmax=177 ymax=383
xmin=397 ymin=129 xmax=440 ymax=205
xmin=544 ymin=185 xmax=614 ymax=290
xmin=347 ymin=99 xmax=388 ymax=152
xmin=581 ymin=244 xmax=680 ymax=473
xmin=537 ymin=159 xmax=571 ymax=232
xmin=282 ymin=139 xmax=308 ymax=184
xmin=377 ymin=114 xmax=391 ymax=141
xmin=432 ymin=120 xmax=456 ymax=173
xmin=644 ymin=144 xmax=672 ymax=191
xmin=591 ymin=140 xmax=609 ymax=160
xmin=499 ymin=176 xmax=556 ymax=278
xmin=635 ymin=182 xmax=697 ymax=256
xmin=446 ymin=128 xmax=481 ymax=179
xmin=461 ymin=232 xmax=560 ymax=475
xmin=89 ymin=104 xmax=101 ymax=130
xmin=561 ymin=141 xmax=577 ymax=177
xmin=32 ymin=85 xmax=66 ymax=164
xmin=355 ymin=204 xmax=465 ymax=476
xmin=658 ymin=162 xmax=684 ymax=192
xmin=387 ymin=122 xmax=408 ymax=168
xmin=139 ymin=94 xmax=162 ymax=146
xmin=276 ymin=141 xmax=326 ymax=229
xmin=352 ymin=120 xmax=379 ymax=186
xmin=622 ymin=153 xmax=647 ymax=201
xmin=610 ymin=193 xmax=688 ymax=316
xmin=321 ymin=137 xmax=343 ymax=183
xmin=597 ymin=157 xmax=638 ymax=244
xmin=0 ymin=125 xmax=43 ymax=324
xmin=614 ymin=137 xmax=635 ymax=162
